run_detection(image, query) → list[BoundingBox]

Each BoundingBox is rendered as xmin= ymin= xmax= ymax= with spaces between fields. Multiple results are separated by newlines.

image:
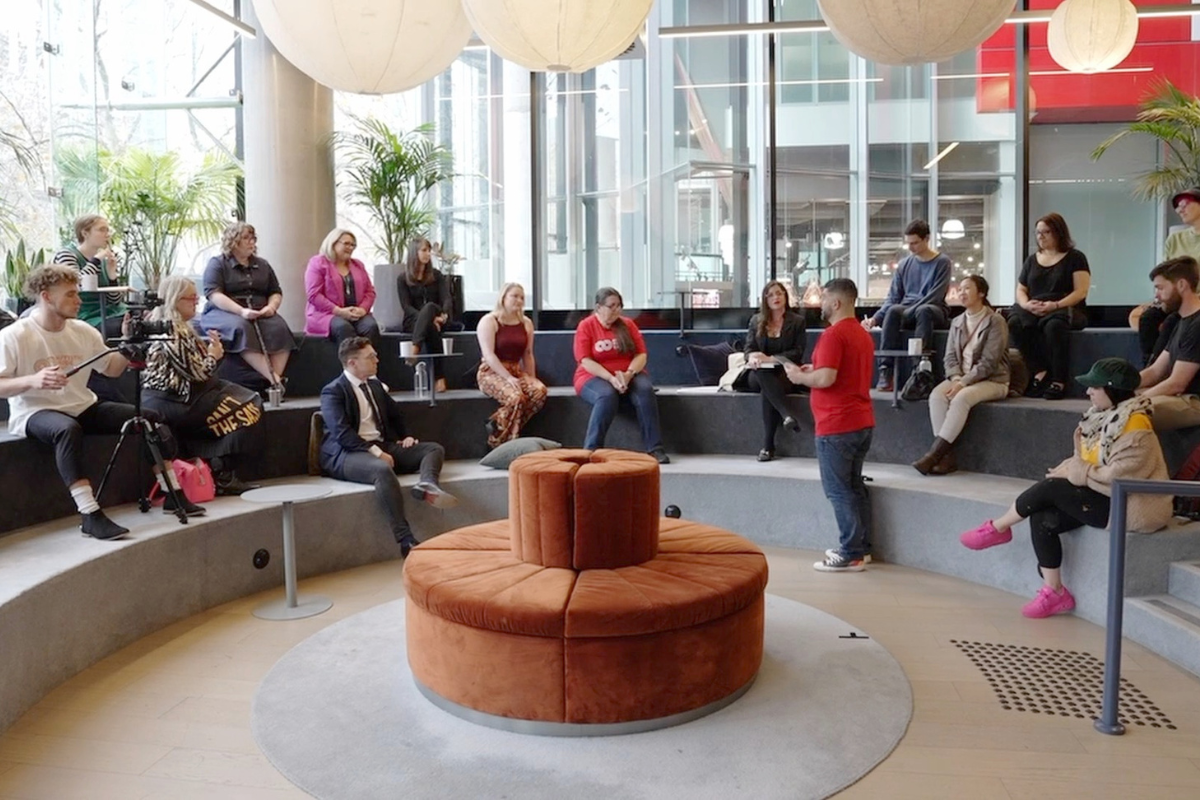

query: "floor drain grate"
xmin=951 ymin=640 xmax=1176 ymax=730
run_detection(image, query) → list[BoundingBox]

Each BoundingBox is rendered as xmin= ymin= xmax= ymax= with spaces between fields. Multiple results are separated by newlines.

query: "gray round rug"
xmin=252 ymin=594 xmax=912 ymax=800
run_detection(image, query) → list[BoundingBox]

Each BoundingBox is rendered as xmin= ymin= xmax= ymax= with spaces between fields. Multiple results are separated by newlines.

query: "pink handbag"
xmin=149 ymin=458 xmax=216 ymax=505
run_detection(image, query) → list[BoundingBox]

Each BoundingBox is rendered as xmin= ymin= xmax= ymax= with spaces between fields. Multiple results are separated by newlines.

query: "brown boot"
xmin=912 ymin=437 xmax=952 ymax=475
xmin=930 ymin=447 xmax=958 ymax=475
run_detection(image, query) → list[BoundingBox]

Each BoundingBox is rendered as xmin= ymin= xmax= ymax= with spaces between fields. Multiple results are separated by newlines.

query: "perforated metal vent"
xmin=952 ymin=640 xmax=1176 ymax=730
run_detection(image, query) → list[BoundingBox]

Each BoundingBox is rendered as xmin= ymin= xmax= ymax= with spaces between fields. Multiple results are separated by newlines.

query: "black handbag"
xmin=901 ymin=363 xmax=937 ymax=401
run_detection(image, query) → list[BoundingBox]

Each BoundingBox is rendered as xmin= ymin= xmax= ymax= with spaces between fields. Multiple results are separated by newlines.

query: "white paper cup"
xmin=907 ymin=338 xmax=923 ymax=356
xmin=399 ymin=341 xmax=414 ymax=358
xmin=80 ymin=273 xmax=99 ymax=292
xmin=442 ymin=338 xmax=454 ymax=355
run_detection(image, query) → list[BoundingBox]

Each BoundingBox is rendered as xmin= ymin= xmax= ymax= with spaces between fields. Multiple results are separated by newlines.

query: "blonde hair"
xmin=320 ymin=228 xmax=357 ymax=262
xmin=492 ymin=282 xmax=525 ymax=316
xmin=150 ymin=275 xmax=199 ymax=339
xmin=24 ymin=264 xmax=78 ymax=299
xmin=220 ymin=222 xmax=256 ymax=256
xmin=73 ymin=214 xmax=106 ymax=244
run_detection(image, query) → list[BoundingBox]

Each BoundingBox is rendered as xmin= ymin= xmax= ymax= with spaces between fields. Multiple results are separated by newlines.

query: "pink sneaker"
xmin=959 ymin=520 xmax=1012 ymax=550
xmin=1021 ymin=585 xmax=1076 ymax=619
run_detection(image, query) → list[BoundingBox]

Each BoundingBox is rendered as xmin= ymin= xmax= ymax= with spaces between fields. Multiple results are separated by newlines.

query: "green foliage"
xmin=0 ymin=128 xmax=40 ymax=240
xmin=3 ymin=239 xmax=47 ymax=304
xmin=331 ymin=118 xmax=454 ymax=264
xmin=1093 ymin=80 xmax=1200 ymax=201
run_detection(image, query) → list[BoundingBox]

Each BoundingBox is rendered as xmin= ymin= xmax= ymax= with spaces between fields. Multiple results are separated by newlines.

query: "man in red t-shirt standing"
xmin=785 ymin=278 xmax=875 ymax=571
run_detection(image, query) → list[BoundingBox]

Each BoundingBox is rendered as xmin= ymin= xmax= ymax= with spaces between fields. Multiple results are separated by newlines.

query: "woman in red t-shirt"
xmin=573 ymin=288 xmax=668 ymax=463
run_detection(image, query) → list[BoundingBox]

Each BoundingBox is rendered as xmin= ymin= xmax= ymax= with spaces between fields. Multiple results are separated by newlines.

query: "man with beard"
xmin=784 ymin=278 xmax=875 ymax=571
xmin=1139 ymin=256 xmax=1200 ymax=431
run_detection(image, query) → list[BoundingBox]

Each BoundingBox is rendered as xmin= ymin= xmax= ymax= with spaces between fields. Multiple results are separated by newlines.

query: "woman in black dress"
xmin=741 ymin=280 xmax=807 ymax=461
xmin=1008 ymin=213 xmax=1091 ymax=400
xmin=143 ymin=275 xmax=264 ymax=495
xmin=198 ymin=222 xmax=295 ymax=392
xmin=397 ymin=237 xmax=451 ymax=391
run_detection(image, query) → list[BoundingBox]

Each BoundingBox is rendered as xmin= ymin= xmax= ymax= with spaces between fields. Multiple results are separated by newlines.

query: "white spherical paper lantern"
xmin=252 ymin=1 xmax=472 ymax=94
xmin=815 ymin=0 xmax=1015 ymax=66
xmin=1047 ymin=0 xmax=1139 ymax=74
xmin=462 ymin=0 xmax=653 ymax=73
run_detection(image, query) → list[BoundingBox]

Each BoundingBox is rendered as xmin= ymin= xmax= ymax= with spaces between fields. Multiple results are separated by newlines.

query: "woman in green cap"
xmin=957 ymin=357 xmax=1172 ymax=619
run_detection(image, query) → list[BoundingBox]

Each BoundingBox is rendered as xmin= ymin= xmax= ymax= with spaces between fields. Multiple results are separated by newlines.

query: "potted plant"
xmin=331 ymin=117 xmax=454 ymax=264
xmin=3 ymin=239 xmax=47 ymax=314
xmin=56 ymin=146 xmax=240 ymax=291
xmin=1092 ymin=79 xmax=1200 ymax=200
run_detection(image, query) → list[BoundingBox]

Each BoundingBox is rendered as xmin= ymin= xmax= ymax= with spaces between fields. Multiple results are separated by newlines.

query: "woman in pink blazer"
xmin=304 ymin=228 xmax=380 ymax=345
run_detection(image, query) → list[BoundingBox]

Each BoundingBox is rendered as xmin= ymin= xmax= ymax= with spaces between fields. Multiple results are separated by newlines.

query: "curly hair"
xmin=220 ymin=222 xmax=256 ymax=257
xmin=23 ymin=264 xmax=79 ymax=300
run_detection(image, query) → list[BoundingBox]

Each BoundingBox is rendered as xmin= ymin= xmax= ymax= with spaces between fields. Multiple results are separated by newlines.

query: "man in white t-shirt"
xmin=0 ymin=265 xmax=200 ymax=540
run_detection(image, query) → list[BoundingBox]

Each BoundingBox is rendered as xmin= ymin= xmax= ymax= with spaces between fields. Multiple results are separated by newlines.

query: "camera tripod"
xmin=66 ymin=344 xmax=190 ymax=524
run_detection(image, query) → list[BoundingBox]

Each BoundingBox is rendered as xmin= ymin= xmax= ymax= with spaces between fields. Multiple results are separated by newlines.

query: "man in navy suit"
xmin=319 ymin=336 xmax=457 ymax=556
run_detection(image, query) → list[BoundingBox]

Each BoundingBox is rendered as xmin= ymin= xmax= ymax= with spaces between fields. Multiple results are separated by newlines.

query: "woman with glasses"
xmin=1007 ymin=213 xmax=1091 ymax=400
xmin=304 ymin=228 xmax=379 ymax=346
xmin=572 ymin=287 xmax=669 ymax=463
xmin=141 ymin=275 xmax=264 ymax=495
xmin=199 ymin=222 xmax=295 ymax=393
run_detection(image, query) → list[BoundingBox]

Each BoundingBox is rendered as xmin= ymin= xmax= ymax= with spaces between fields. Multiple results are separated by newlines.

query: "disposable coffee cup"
xmin=80 ymin=273 xmax=99 ymax=292
xmin=399 ymin=341 xmax=414 ymax=358
xmin=442 ymin=338 xmax=454 ymax=355
xmin=907 ymin=338 xmax=923 ymax=356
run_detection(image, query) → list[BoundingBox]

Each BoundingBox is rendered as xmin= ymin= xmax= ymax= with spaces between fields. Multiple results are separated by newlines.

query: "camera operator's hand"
xmin=30 ymin=366 xmax=69 ymax=391
xmin=240 ymin=307 xmax=263 ymax=321
xmin=206 ymin=330 xmax=224 ymax=360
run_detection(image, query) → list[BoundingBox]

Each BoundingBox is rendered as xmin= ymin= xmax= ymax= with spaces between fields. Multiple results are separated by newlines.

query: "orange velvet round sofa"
xmin=402 ymin=449 xmax=769 ymax=734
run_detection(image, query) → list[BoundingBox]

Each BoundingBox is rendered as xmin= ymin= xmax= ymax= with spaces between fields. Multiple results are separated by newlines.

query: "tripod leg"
xmin=95 ymin=419 xmax=137 ymax=504
xmin=141 ymin=420 xmax=189 ymax=525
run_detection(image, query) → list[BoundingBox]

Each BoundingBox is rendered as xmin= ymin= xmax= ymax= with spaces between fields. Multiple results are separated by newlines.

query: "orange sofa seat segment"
xmin=508 ymin=449 xmax=661 ymax=570
xmin=406 ymin=602 xmax=566 ymax=722
xmin=413 ymin=520 xmax=511 ymax=551
xmin=572 ymin=455 xmax=660 ymax=570
xmin=565 ymin=552 xmax=768 ymax=638
xmin=563 ymin=596 xmax=765 ymax=724
xmin=656 ymin=518 xmax=764 ymax=555
xmin=404 ymin=549 xmax=576 ymax=638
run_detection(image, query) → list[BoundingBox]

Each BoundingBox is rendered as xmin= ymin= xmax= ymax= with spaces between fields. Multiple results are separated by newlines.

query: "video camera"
xmin=121 ymin=291 xmax=173 ymax=343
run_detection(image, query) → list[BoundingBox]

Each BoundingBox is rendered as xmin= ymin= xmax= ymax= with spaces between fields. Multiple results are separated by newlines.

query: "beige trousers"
xmin=928 ymin=379 xmax=1010 ymax=443
xmin=1150 ymin=394 xmax=1200 ymax=432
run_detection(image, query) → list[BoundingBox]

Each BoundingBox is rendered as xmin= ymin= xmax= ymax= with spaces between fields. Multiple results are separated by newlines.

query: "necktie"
xmin=359 ymin=381 xmax=384 ymax=432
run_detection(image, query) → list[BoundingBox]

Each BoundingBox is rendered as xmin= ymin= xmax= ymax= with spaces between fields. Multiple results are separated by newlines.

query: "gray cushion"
xmin=479 ymin=437 xmax=562 ymax=470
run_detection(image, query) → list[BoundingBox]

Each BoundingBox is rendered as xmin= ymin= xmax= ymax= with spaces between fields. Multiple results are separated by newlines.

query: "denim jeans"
xmin=815 ymin=427 xmax=873 ymax=559
xmin=579 ymin=373 xmax=663 ymax=451
xmin=879 ymin=303 xmax=947 ymax=353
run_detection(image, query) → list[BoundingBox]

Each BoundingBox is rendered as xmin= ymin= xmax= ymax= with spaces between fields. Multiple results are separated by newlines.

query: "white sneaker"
xmin=826 ymin=548 xmax=871 ymax=564
xmin=814 ymin=552 xmax=866 ymax=572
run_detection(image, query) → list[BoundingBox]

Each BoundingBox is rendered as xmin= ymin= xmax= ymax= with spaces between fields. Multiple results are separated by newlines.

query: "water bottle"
xmin=414 ymin=361 xmax=429 ymax=399
xmin=917 ymin=355 xmax=932 ymax=374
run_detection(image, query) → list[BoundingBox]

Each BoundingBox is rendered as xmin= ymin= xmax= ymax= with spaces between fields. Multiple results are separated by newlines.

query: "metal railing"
xmin=1096 ymin=478 xmax=1200 ymax=735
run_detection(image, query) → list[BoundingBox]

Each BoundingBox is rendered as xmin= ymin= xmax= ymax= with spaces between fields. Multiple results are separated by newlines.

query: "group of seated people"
xmin=6 ymin=211 xmax=1200 ymax=624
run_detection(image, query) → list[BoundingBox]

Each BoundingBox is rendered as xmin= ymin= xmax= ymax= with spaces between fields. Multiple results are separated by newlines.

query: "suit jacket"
xmin=743 ymin=310 xmax=807 ymax=363
xmin=304 ymin=255 xmax=377 ymax=337
xmin=319 ymin=374 xmax=407 ymax=477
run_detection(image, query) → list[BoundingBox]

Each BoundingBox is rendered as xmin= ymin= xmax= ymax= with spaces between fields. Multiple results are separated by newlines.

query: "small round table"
xmin=242 ymin=485 xmax=333 ymax=621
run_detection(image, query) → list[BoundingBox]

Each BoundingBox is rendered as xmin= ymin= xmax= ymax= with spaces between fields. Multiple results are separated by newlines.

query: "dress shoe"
xmin=215 ymin=470 xmax=259 ymax=496
xmin=783 ymin=416 xmax=801 ymax=433
xmin=757 ymin=449 xmax=775 ymax=462
xmin=397 ymin=532 xmax=420 ymax=558
xmin=80 ymin=510 xmax=129 ymax=541
xmin=649 ymin=447 xmax=671 ymax=465
xmin=163 ymin=493 xmax=206 ymax=517
xmin=411 ymin=481 xmax=459 ymax=509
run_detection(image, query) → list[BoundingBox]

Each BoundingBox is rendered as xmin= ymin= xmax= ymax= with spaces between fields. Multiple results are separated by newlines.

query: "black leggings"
xmin=25 ymin=401 xmax=174 ymax=488
xmin=1007 ymin=306 xmax=1085 ymax=383
xmin=1014 ymin=478 xmax=1110 ymax=570
xmin=746 ymin=369 xmax=797 ymax=451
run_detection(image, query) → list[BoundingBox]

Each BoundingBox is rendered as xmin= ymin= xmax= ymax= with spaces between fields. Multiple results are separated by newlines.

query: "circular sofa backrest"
xmin=507 ymin=448 xmax=661 ymax=570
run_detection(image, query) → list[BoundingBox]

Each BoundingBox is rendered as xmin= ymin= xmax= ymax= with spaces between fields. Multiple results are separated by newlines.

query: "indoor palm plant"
xmin=331 ymin=117 xmax=454 ymax=264
xmin=3 ymin=239 xmax=46 ymax=313
xmin=56 ymin=146 xmax=240 ymax=291
xmin=1092 ymin=79 xmax=1200 ymax=201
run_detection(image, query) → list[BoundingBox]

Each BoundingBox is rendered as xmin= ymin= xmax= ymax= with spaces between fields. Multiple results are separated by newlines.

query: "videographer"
xmin=142 ymin=276 xmax=264 ymax=495
xmin=198 ymin=222 xmax=294 ymax=395
xmin=0 ymin=265 xmax=204 ymax=541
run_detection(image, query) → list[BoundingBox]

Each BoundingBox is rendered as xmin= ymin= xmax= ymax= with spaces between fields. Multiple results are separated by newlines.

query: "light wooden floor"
xmin=2 ymin=546 xmax=1200 ymax=799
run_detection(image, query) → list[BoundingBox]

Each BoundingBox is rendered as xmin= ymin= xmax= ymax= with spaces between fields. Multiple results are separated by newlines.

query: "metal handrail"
xmin=1096 ymin=478 xmax=1200 ymax=735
